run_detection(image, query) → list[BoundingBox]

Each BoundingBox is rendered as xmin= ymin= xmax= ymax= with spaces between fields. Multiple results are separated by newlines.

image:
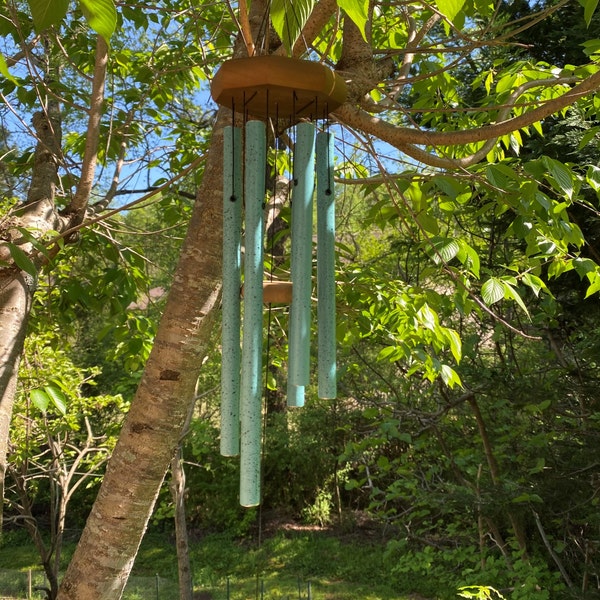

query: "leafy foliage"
xmin=26 ymin=0 xmax=117 ymax=41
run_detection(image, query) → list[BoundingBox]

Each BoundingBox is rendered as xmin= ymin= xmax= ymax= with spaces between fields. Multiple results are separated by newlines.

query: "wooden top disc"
xmin=211 ymin=55 xmax=347 ymax=121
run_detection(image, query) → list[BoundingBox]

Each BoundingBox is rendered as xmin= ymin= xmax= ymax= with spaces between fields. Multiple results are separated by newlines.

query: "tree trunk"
xmin=0 ymin=272 xmax=33 ymax=533
xmin=56 ymin=109 xmax=227 ymax=600
xmin=0 ymin=104 xmax=64 ymax=534
xmin=171 ymin=447 xmax=193 ymax=600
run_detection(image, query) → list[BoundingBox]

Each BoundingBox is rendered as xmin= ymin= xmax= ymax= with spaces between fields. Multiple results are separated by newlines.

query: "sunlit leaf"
xmin=79 ymin=0 xmax=118 ymax=43
xmin=458 ymin=241 xmax=480 ymax=278
xmin=0 ymin=53 xmax=16 ymax=83
xmin=44 ymin=384 xmax=67 ymax=415
xmin=337 ymin=0 xmax=369 ymax=41
xmin=582 ymin=0 xmax=600 ymax=26
xmin=446 ymin=329 xmax=462 ymax=363
xmin=584 ymin=271 xmax=600 ymax=298
xmin=522 ymin=273 xmax=547 ymax=297
xmin=31 ymin=388 xmax=50 ymax=413
xmin=440 ymin=364 xmax=462 ymax=388
xmin=586 ymin=164 xmax=600 ymax=192
xmin=431 ymin=238 xmax=460 ymax=264
xmin=481 ymin=277 xmax=504 ymax=305
xmin=271 ymin=0 xmax=316 ymax=55
xmin=434 ymin=0 xmax=466 ymax=23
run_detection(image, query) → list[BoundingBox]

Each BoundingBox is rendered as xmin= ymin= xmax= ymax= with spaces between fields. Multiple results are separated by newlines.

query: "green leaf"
xmin=522 ymin=273 xmax=547 ymax=297
xmin=512 ymin=493 xmax=543 ymax=504
xmin=485 ymin=163 xmax=520 ymax=191
xmin=541 ymin=156 xmax=574 ymax=199
xmin=431 ymin=238 xmax=460 ymax=264
xmin=271 ymin=0 xmax=316 ymax=55
xmin=416 ymin=211 xmax=439 ymax=234
xmin=433 ymin=0 xmax=466 ymax=23
xmin=573 ymin=257 xmax=597 ymax=277
xmin=337 ymin=0 xmax=369 ymax=41
xmin=481 ymin=277 xmax=504 ymax=305
xmin=27 ymin=0 xmax=69 ymax=32
xmin=78 ymin=0 xmax=117 ymax=42
xmin=0 ymin=53 xmax=17 ymax=83
xmin=7 ymin=244 xmax=38 ymax=278
xmin=446 ymin=329 xmax=462 ymax=363
xmin=31 ymin=388 xmax=50 ymax=413
xmin=584 ymin=271 xmax=600 ymax=298
xmin=581 ymin=0 xmax=600 ymax=26
xmin=44 ymin=385 xmax=67 ymax=415
xmin=440 ymin=364 xmax=462 ymax=388
xmin=586 ymin=164 xmax=600 ymax=192
xmin=579 ymin=126 xmax=599 ymax=150
xmin=458 ymin=241 xmax=480 ymax=277
xmin=502 ymin=280 xmax=530 ymax=316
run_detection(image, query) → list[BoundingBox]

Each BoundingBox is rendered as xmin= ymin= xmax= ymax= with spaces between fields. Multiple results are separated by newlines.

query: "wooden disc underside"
xmin=211 ymin=56 xmax=347 ymax=121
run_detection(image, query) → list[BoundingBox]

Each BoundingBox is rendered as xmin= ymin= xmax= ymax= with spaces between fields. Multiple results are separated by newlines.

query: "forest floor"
xmin=0 ymin=511 xmax=435 ymax=599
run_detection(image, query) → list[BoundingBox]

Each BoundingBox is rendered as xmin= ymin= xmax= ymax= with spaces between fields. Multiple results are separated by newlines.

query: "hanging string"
xmin=325 ymin=107 xmax=333 ymax=195
xmin=254 ymin=1 xmax=272 ymax=54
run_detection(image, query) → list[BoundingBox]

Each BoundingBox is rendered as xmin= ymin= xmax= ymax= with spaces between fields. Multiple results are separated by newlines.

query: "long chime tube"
xmin=239 ymin=120 xmax=266 ymax=507
xmin=287 ymin=381 xmax=305 ymax=408
xmin=221 ymin=126 xmax=243 ymax=456
xmin=316 ymin=131 xmax=337 ymax=399
xmin=287 ymin=122 xmax=316 ymax=406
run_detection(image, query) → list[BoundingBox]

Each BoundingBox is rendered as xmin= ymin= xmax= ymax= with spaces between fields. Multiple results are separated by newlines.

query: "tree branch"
xmin=66 ymin=35 xmax=109 ymax=220
xmin=333 ymin=69 xmax=600 ymax=169
xmin=391 ymin=11 xmax=441 ymax=100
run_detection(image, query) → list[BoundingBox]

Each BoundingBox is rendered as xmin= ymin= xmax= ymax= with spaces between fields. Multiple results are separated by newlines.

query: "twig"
xmin=532 ymin=509 xmax=573 ymax=589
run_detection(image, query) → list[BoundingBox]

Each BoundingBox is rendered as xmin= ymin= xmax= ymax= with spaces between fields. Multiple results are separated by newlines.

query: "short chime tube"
xmin=287 ymin=122 xmax=316 ymax=407
xmin=316 ymin=131 xmax=337 ymax=399
xmin=220 ymin=126 xmax=243 ymax=457
xmin=239 ymin=120 xmax=266 ymax=507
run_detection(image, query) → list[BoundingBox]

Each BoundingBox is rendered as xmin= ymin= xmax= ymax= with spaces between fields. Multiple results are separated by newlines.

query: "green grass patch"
xmin=189 ymin=529 xmax=409 ymax=599
xmin=1 ymin=526 xmax=422 ymax=599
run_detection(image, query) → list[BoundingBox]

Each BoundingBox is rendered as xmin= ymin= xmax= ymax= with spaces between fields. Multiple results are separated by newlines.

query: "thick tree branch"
xmin=238 ymin=0 xmax=255 ymax=56
xmin=333 ymin=69 xmax=600 ymax=168
xmin=66 ymin=35 xmax=109 ymax=220
xmin=26 ymin=110 xmax=61 ymax=207
xmin=338 ymin=3 xmax=372 ymax=69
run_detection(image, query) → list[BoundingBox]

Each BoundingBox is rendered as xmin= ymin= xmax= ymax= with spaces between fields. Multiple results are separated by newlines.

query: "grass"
xmin=0 ymin=524 xmax=425 ymax=600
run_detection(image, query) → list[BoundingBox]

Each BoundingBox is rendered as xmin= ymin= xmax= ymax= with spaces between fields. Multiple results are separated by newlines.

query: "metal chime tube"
xmin=316 ymin=131 xmax=337 ymax=399
xmin=221 ymin=126 xmax=243 ymax=456
xmin=287 ymin=122 xmax=316 ymax=407
xmin=239 ymin=120 xmax=266 ymax=507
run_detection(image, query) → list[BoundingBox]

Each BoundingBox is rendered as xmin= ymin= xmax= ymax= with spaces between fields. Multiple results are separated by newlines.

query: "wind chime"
xmin=212 ymin=53 xmax=347 ymax=507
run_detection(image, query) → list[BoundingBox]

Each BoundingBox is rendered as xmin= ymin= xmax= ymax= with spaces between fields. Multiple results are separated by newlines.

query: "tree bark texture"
xmin=0 ymin=273 xmax=33 ymax=533
xmin=171 ymin=447 xmax=193 ymax=600
xmin=0 ymin=108 xmax=63 ymax=533
xmin=57 ymin=110 xmax=227 ymax=600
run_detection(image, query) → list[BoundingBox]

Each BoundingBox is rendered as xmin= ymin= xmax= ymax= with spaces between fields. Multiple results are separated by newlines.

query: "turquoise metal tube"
xmin=286 ymin=381 xmax=305 ymax=408
xmin=287 ymin=122 xmax=315 ymax=403
xmin=239 ymin=120 xmax=266 ymax=507
xmin=221 ymin=126 xmax=243 ymax=456
xmin=316 ymin=131 xmax=337 ymax=399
